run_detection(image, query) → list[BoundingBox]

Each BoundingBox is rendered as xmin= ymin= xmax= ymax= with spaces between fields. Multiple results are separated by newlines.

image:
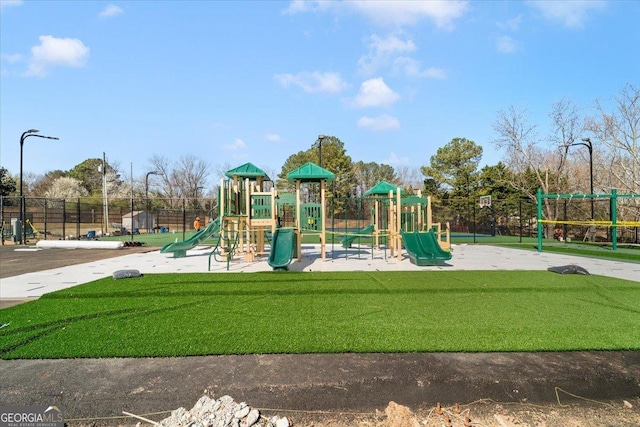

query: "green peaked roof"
xmin=401 ymin=195 xmax=429 ymax=206
xmin=364 ymin=180 xmax=401 ymax=196
xmin=276 ymin=193 xmax=297 ymax=206
xmin=225 ymin=162 xmax=271 ymax=181
xmin=286 ymin=162 xmax=334 ymax=184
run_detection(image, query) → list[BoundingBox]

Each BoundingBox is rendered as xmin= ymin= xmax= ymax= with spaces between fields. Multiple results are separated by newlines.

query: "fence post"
xmin=76 ymin=197 xmax=81 ymax=239
xmin=44 ymin=199 xmax=48 ymax=240
xmin=563 ymin=199 xmax=568 ymax=241
xmin=472 ymin=203 xmax=476 ymax=243
xmin=1 ymin=196 xmax=4 ymax=245
xmin=518 ymin=198 xmax=522 ymax=243
xmin=611 ymin=189 xmax=618 ymax=251
xmin=537 ymin=188 xmax=543 ymax=252
xmin=62 ymin=199 xmax=66 ymax=239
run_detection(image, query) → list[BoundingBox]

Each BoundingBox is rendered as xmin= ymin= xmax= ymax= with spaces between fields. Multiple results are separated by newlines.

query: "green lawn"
xmin=1 ymin=271 xmax=638 ymax=359
xmin=497 ymin=242 xmax=640 ymax=263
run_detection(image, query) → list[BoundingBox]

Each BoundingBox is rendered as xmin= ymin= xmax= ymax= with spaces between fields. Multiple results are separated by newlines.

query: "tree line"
xmin=1 ymin=84 xmax=637 ymax=227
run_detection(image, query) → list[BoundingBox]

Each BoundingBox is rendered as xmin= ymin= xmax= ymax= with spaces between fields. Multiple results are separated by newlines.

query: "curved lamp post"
xmin=567 ymin=137 xmax=594 ymax=219
xmin=19 ymin=129 xmax=59 ymax=244
xmin=567 ymin=137 xmax=594 ymax=241
xmin=317 ymin=135 xmax=326 ymax=167
xmin=145 ymin=171 xmax=159 ymax=233
xmin=194 ymin=186 xmax=204 ymax=211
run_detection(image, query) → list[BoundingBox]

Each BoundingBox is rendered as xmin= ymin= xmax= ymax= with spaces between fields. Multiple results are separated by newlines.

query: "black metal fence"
xmin=2 ymin=194 xmax=637 ymax=244
xmin=1 ymin=196 xmax=215 ymax=242
xmin=324 ymin=196 xmax=539 ymax=239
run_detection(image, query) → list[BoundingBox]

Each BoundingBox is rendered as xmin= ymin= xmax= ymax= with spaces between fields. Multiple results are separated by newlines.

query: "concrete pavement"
xmin=1 ymin=244 xmax=638 ymax=302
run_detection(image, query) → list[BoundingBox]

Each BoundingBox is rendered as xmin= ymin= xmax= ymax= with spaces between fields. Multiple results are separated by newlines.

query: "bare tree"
xmin=176 ymin=155 xmax=211 ymax=209
xmin=491 ymin=105 xmax=545 ymax=197
xmin=394 ymin=165 xmax=423 ymax=192
xmin=148 ymin=154 xmax=211 ymax=209
xmin=491 ymin=104 xmax=582 ymax=235
xmin=587 ymin=84 xmax=639 ymax=194
xmin=549 ymin=99 xmax=587 ymax=189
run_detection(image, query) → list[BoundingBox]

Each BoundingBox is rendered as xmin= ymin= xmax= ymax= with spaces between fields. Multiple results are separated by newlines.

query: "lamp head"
xmin=28 ymin=129 xmax=39 ymax=133
xmin=318 ymin=135 xmax=326 ymax=140
xmin=582 ymin=137 xmax=591 ymax=143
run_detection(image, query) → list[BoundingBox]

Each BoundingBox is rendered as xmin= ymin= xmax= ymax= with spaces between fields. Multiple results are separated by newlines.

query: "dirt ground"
xmin=284 ymin=399 xmax=640 ymax=427
xmin=69 ymin=398 xmax=640 ymax=427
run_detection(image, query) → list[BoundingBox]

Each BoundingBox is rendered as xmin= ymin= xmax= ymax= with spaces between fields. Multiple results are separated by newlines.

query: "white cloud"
xmin=527 ymin=0 xmax=606 ymax=28
xmin=223 ymin=139 xmax=246 ymax=151
xmin=393 ymin=57 xmax=446 ymax=79
xmin=350 ymin=78 xmax=399 ymax=108
xmin=496 ymin=36 xmax=519 ymax=54
xmin=0 ymin=0 xmax=23 ymax=11
xmin=383 ymin=152 xmax=410 ymax=165
xmin=349 ymin=0 xmax=469 ymax=29
xmin=358 ymin=33 xmax=416 ymax=75
xmin=497 ymin=15 xmax=523 ymax=32
xmin=275 ymin=71 xmax=348 ymax=93
xmin=1 ymin=53 xmax=23 ymax=63
xmin=283 ymin=0 xmax=469 ymax=29
xmin=99 ymin=4 xmax=123 ymax=18
xmin=282 ymin=0 xmax=332 ymax=15
xmin=265 ymin=134 xmax=281 ymax=142
xmin=357 ymin=114 xmax=400 ymax=131
xmin=26 ymin=35 xmax=90 ymax=77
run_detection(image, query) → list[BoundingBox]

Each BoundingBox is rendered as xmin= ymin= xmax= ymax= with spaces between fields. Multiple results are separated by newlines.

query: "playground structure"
xmin=536 ymin=188 xmax=640 ymax=251
xmin=161 ymin=161 xmax=452 ymax=269
xmin=216 ymin=162 xmax=277 ymax=263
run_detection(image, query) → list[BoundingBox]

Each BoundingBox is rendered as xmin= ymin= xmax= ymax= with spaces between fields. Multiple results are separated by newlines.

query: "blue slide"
xmin=161 ymin=217 xmax=221 ymax=258
xmin=401 ymin=230 xmax=452 ymax=266
xmin=268 ymin=228 xmax=296 ymax=271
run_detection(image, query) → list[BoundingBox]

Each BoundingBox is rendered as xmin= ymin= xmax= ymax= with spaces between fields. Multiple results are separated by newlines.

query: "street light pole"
xmin=145 ymin=171 xmax=159 ymax=233
xmin=194 ymin=185 xmax=204 ymax=211
xmin=567 ymin=137 xmax=594 ymax=241
xmin=317 ymin=135 xmax=326 ymax=167
xmin=19 ymin=129 xmax=59 ymax=245
xmin=568 ymin=137 xmax=594 ymax=219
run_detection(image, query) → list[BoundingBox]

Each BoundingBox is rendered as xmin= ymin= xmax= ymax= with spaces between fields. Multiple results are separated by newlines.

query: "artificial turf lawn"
xmin=1 ymin=271 xmax=638 ymax=359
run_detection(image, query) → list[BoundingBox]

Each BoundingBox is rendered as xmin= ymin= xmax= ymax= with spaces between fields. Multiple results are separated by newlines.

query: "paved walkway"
xmin=1 ymin=244 xmax=638 ymax=301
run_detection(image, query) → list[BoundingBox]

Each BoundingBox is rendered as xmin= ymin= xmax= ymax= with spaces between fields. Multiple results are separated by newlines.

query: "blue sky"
xmin=1 ymin=0 xmax=638 ymax=184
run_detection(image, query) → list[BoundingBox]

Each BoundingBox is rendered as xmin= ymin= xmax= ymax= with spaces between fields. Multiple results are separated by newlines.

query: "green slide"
xmin=341 ymin=224 xmax=375 ymax=248
xmin=160 ymin=217 xmax=221 ymax=258
xmin=268 ymin=228 xmax=296 ymax=271
xmin=401 ymin=230 xmax=452 ymax=266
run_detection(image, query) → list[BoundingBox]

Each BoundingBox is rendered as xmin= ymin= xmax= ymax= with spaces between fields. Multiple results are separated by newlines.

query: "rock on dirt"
xmin=157 ymin=395 xmax=289 ymax=427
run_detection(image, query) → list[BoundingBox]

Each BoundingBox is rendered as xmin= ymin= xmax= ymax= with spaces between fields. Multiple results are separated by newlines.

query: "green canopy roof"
xmin=225 ymin=162 xmax=271 ymax=181
xmin=401 ymin=195 xmax=429 ymax=206
xmin=276 ymin=193 xmax=297 ymax=206
xmin=286 ymin=162 xmax=334 ymax=184
xmin=364 ymin=180 xmax=401 ymax=196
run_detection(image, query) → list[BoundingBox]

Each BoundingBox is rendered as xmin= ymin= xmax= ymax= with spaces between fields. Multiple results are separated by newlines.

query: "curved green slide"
xmin=268 ymin=228 xmax=296 ymax=271
xmin=160 ymin=217 xmax=221 ymax=258
xmin=401 ymin=230 xmax=452 ymax=266
xmin=341 ymin=224 xmax=375 ymax=248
